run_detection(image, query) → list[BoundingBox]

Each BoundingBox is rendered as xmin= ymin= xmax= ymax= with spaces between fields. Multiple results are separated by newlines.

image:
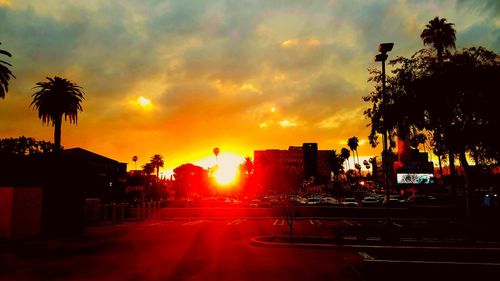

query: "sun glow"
xmin=194 ymin=152 xmax=243 ymax=187
xmin=213 ymin=164 xmax=238 ymax=186
xmin=138 ymin=96 xmax=151 ymax=107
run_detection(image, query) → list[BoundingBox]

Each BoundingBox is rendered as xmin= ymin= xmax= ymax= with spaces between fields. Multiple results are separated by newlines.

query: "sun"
xmin=213 ymin=164 xmax=238 ymax=186
xmin=138 ymin=96 xmax=151 ymax=107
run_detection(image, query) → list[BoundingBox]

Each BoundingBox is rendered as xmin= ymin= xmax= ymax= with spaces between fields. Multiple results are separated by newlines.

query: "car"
xmin=361 ymin=196 xmax=381 ymax=207
xmin=382 ymin=195 xmax=406 ymax=206
xmin=249 ymin=199 xmax=265 ymax=208
xmin=341 ymin=198 xmax=359 ymax=207
xmin=405 ymin=195 xmax=439 ymax=205
xmin=307 ymin=198 xmax=321 ymax=205
xmin=322 ymin=197 xmax=339 ymax=205
xmin=288 ymin=195 xmax=307 ymax=205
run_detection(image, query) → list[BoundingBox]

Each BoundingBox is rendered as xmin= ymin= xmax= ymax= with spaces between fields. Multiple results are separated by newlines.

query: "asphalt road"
xmin=1 ymin=218 xmax=364 ymax=281
xmin=3 ymin=217 xmax=500 ymax=281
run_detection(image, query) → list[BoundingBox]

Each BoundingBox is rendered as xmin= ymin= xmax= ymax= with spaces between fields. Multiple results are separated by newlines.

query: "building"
xmin=63 ymin=147 xmax=128 ymax=199
xmin=254 ymin=143 xmax=332 ymax=192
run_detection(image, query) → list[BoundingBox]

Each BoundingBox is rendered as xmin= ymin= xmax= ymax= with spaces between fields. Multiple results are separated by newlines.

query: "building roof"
xmin=63 ymin=147 xmax=126 ymax=165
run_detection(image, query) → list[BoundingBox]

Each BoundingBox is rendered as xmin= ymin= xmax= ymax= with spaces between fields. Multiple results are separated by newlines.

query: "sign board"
xmin=397 ymin=173 xmax=434 ymax=184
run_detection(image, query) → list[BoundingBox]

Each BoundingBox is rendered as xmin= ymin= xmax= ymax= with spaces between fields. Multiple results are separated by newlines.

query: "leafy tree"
xmin=173 ymin=163 xmax=210 ymax=198
xmin=0 ymin=136 xmax=56 ymax=155
xmin=31 ymin=76 xmax=85 ymax=151
xmin=0 ymin=42 xmax=15 ymax=99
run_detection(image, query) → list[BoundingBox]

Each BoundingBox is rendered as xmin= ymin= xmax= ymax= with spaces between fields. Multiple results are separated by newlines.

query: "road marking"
xmin=358 ymin=252 xmax=374 ymax=260
xmin=364 ymin=259 xmax=500 ymax=266
xmin=227 ymin=219 xmax=246 ymax=226
xmin=146 ymin=221 xmax=173 ymax=227
xmin=401 ymin=238 xmax=418 ymax=242
xmin=309 ymin=219 xmax=323 ymax=225
xmin=366 ymin=237 xmax=382 ymax=241
xmin=344 ymin=236 xmax=357 ymax=240
xmin=182 ymin=220 xmax=205 ymax=226
xmin=273 ymin=219 xmax=285 ymax=226
xmin=343 ymin=220 xmax=359 ymax=226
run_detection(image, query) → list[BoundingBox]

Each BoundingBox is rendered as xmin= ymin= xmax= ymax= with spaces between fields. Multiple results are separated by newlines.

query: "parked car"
xmin=382 ymin=195 xmax=406 ymax=207
xmin=322 ymin=197 xmax=339 ymax=205
xmin=341 ymin=198 xmax=359 ymax=207
xmin=406 ymin=195 xmax=439 ymax=205
xmin=249 ymin=199 xmax=265 ymax=208
xmin=307 ymin=198 xmax=321 ymax=205
xmin=361 ymin=196 xmax=381 ymax=207
xmin=288 ymin=195 xmax=307 ymax=205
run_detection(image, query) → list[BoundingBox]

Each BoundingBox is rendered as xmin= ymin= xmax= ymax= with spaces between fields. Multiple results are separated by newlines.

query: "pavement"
xmin=2 ymin=216 xmax=500 ymax=280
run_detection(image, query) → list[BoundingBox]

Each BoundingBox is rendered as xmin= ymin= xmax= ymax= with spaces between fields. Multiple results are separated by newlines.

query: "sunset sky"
xmin=1 ymin=0 xmax=498 ymax=175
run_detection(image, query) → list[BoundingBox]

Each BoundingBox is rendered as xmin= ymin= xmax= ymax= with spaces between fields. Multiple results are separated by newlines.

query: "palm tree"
xmin=347 ymin=136 xmax=360 ymax=175
xmin=340 ymin=148 xmax=351 ymax=172
xmin=150 ymin=154 xmax=164 ymax=180
xmin=420 ymin=16 xmax=456 ymax=63
xmin=31 ymin=76 xmax=84 ymax=151
xmin=421 ymin=16 xmax=457 ymax=189
xmin=326 ymin=150 xmax=344 ymax=182
xmin=242 ymin=156 xmax=254 ymax=175
xmin=0 ymin=42 xmax=15 ymax=99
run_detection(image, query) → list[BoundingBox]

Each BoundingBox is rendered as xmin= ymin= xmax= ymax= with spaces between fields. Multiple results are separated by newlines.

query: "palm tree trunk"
xmin=54 ymin=116 xmax=62 ymax=151
xmin=458 ymin=151 xmax=473 ymax=233
xmin=449 ymin=150 xmax=456 ymax=196
xmin=438 ymin=155 xmax=444 ymax=180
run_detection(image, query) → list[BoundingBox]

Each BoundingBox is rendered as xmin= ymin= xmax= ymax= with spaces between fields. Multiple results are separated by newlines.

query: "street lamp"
xmin=375 ymin=42 xmax=393 ymax=204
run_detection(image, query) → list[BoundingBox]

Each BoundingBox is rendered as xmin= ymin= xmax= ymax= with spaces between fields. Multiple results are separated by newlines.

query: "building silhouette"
xmin=254 ymin=143 xmax=332 ymax=192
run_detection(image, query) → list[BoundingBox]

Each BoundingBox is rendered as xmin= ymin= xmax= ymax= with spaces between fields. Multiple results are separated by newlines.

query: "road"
xmin=1 ymin=218 xmax=364 ymax=281
xmin=2 ymin=216 xmax=500 ymax=281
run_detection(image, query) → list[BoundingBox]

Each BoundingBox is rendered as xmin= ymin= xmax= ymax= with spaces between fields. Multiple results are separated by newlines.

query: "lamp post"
xmin=375 ymin=42 xmax=394 ymax=204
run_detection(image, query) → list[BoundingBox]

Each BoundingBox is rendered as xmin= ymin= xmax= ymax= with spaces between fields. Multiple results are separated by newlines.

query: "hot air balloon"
xmin=132 ymin=155 xmax=138 ymax=170
xmin=213 ymin=147 xmax=220 ymax=164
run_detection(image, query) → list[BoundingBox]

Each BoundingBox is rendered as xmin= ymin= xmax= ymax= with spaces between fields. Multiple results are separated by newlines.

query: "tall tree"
xmin=347 ymin=136 xmax=360 ymax=174
xmin=0 ymin=42 xmax=15 ymax=99
xmin=150 ymin=154 xmax=164 ymax=180
xmin=340 ymin=147 xmax=351 ymax=171
xmin=241 ymin=156 xmax=254 ymax=175
xmin=421 ymin=17 xmax=458 ymax=181
xmin=420 ymin=16 xmax=456 ymax=63
xmin=31 ymin=77 xmax=84 ymax=151
xmin=326 ymin=150 xmax=345 ymax=182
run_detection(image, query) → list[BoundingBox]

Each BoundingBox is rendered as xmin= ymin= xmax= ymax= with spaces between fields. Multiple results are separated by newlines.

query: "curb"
xmin=249 ymin=236 xmax=500 ymax=251
xmin=250 ymin=236 xmax=349 ymax=249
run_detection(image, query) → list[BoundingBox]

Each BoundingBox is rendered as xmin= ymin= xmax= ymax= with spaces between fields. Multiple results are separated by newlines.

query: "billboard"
xmin=397 ymin=173 xmax=434 ymax=184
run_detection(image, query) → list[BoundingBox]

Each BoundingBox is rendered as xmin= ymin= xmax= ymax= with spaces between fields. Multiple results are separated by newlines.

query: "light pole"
xmin=375 ymin=42 xmax=394 ymax=204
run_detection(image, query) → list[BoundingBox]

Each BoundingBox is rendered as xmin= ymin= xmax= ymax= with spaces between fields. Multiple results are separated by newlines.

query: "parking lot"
xmin=3 ymin=216 xmax=500 ymax=281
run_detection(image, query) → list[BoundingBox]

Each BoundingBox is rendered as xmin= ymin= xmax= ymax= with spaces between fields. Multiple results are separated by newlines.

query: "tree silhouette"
xmin=347 ymin=136 xmax=360 ymax=175
xmin=421 ymin=16 xmax=457 ymax=180
xmin=0 ymin=42 xmax=15 ymax=99
xmin=340 ymin=147 xmax=351 ymax=171
xmin=150 ymin=154 xmax=164 ymax=180
xmin=326 ymin=150 xmax=345 ymax=182
xmin=241 ymin=156 xmax=254 ymax=175
xmin=31 ymin=76 xmax=84 ymax=151
xmin=421 ymin=17 xmax=456 ymax=63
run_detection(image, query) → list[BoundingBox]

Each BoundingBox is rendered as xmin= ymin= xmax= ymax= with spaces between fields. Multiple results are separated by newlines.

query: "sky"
xmin=0 ymin=0 xmax=498 ymax=175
